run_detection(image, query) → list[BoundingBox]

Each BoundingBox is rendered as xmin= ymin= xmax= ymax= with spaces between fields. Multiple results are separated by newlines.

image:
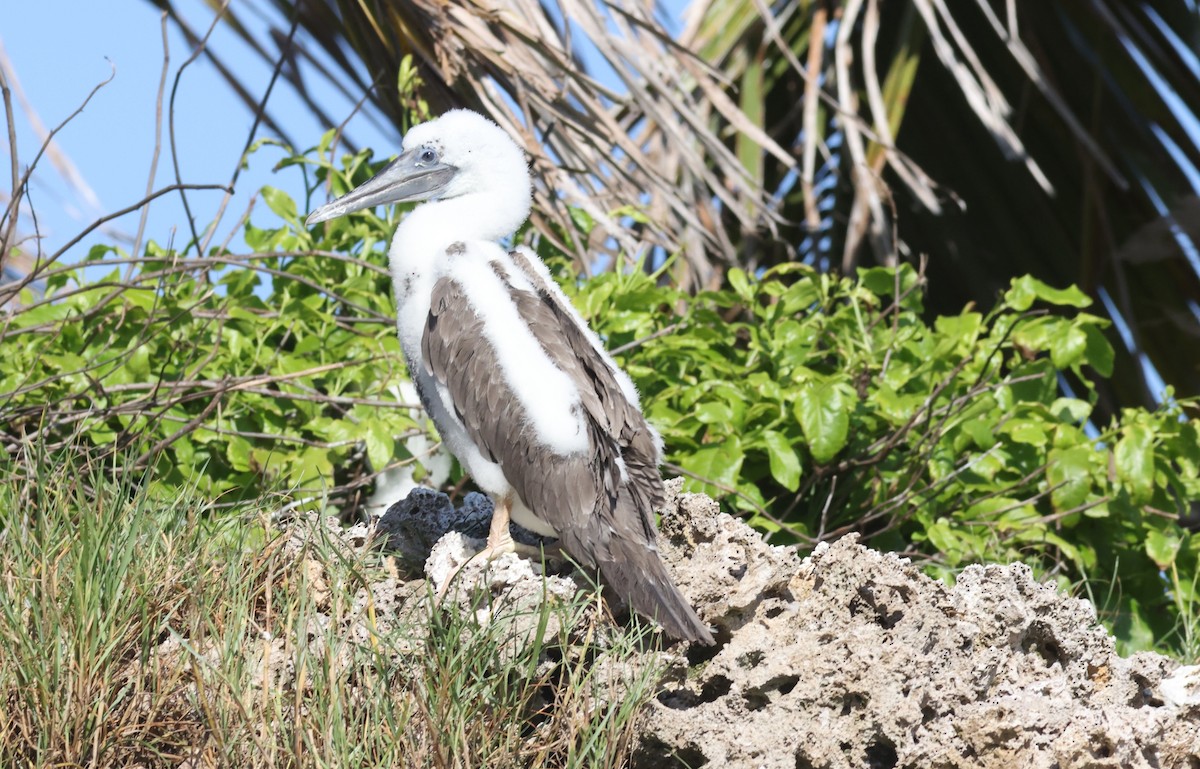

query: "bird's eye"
xmin=419 ymin=148 xmax=437 ymax=164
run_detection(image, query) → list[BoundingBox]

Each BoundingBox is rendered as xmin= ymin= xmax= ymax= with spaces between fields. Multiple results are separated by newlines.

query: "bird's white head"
xmin=306 ymin=110 xmax=532 ymax=238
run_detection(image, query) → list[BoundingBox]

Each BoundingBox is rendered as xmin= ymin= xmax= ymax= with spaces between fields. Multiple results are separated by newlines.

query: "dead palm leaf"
xmin=151 ymin=0 xmax=789 ymax=288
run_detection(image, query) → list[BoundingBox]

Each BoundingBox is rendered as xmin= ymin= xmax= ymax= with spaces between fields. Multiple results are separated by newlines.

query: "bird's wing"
xmin=506 ymin=247 xmax=665 ymax=525
xmin=420 ymin=253 xmax=664 ymax=552
xmin=421 ymin=268 xmax=598 ymax=544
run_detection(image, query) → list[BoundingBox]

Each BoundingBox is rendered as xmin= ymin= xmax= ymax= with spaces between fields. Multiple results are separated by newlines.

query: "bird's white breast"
xmin=389 ymin=220 xmax=508 ymax=496
xmin=447 ymin=243 xmax=588 ymax=456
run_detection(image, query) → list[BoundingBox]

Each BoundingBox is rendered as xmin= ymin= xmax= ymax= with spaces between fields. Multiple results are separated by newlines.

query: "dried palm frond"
xmin=147 ymin=0 xmax=1200 ymax=411
xmin=685 ymin=0 xmax=1200 ymax=414
xmin=151 ymin=0 xmax=791 ymax=288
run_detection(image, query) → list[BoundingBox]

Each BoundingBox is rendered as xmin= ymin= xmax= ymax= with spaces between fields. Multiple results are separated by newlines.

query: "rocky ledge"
xmin=339 ymin=480 xmax=1199 ymax=768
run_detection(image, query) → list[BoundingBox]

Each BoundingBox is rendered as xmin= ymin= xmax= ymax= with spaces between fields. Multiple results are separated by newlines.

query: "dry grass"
xmin=0 ymin=447 xmax=662 ymax=768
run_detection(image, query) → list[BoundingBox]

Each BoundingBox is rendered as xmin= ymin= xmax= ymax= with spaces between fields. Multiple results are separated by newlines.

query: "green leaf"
xmin=291 ymin=447 xmax=333 ymax=485
xmin=728 ymin=268 xmax=752 ymax=300
xmin=262 ymin=186 xmax=299 ymax=223
xmin=777 ymin=279 xmax=821 ymax=316
xmin=1050 ymin=324 xmax=1088 ymax=369
xmin=1145 ymin=528 xmax=1182 ymax=570
xmin=227 ymin=436 xmax=253 ymax=472
xmin=965 ymin=496 xmax=1033 ymax=525
xmin=1013 ymin=316 xmax=1064 ymax=353
xmin=1115 ymin=424 xmax=1155 ymax=504
xmin=86 ymin=243 xmax=118 ymax=262
xmin=13 ymin=300 xmax=75 ymax=328
xmin=680 ymin=437 xmax=744 ymax=498
xmin=1005 ymin=276 xmax=1091 ymax=311
xmin=694 ymin=401 xmax=734 ymax=424
xmin=858 ymin=263 xmax=919 ymax=297
xmin=1081 ymin=324 xmax=1114 ymax=377
xmin=793 ymin=380 xmax=852 ymax=464
xmin=961 ymin=418 xmax=996 ymax=450
xmin=1113 ymin=597 xmax=1157 ymax=655
xmin=1017 ymin=527 xmax=1083 ymax=566
xmin=871 ymin=384 xmax=923 ymax=424
xmin=857 ymin=266 xmax=898 ymax=296
xmin=1049 ymin=397 xmax=1092 ymax=424
xmin=567 ymin=206 xmax=594 ymax=234
xmin=1174 ymin=422 xmax=1200 ymax=475
xmin=173 ymin=436 xmax=196 ymax=467
xmin=1002 ymin=419 xmax=1049 ymax=447
xmin=761 ymin=430 xmax=801 ymax=491
xmin=1046 ymin=446 xmax=1094 ymax=512
xmin=746 ymin=372 xmax=783 ymax=401
xmin=934 ymin=312 xmax=982 ymax=352
xmin=244 ymin=223 xmax=282 ymax=251
xmin=1006 ymin=360 xmax=1058 ymax=406
xmin=364 ymin=421 xmax=395 ymax=471
xmin=924 ymin=519 xmax=967 ymax=566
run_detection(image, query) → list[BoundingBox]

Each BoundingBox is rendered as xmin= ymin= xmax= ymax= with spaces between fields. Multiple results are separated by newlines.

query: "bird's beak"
xmin=305 ymin=148 xmax=458 ymax=226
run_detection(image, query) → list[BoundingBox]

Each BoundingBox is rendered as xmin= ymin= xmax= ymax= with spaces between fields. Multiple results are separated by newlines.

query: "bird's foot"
xmin=433 ymin=530 xmax=564 ymax=602
xmin=434 ymin=492 xmax=564 ymax=601
xmin=434 ymin=529 xmax=514 ymax=603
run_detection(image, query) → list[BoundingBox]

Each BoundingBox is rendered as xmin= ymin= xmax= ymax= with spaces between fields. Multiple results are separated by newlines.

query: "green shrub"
xmin=0 ymin=136 xmax=418 ymax=508
xmin=580 ymin=260 xmax=1198 ymax=657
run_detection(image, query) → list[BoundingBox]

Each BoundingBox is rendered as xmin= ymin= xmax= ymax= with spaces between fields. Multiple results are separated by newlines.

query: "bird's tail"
xmin=584 ymin=491 xmax=714 ymax=646
xmin=605 ymin=537 xmax=715 ymax=645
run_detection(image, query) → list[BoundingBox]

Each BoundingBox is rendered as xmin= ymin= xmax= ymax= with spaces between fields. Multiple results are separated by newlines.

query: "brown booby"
xmin=307 ymin=109 xmax=713 ymax=645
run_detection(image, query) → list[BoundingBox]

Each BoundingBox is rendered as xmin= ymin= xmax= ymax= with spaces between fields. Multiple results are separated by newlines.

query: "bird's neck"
xmin=387 ymin=188 xmax=530 ymax=374
xmin=393 ymin=190 xmax=528 ymax=269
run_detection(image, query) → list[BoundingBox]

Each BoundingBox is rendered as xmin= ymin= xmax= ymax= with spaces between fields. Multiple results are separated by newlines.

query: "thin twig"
xmin=133 ymin=13 xmax=172 ymax=263
xmin=815 ymin=475 xmax=837 ymax=542
xmin=199 ymin=7 xmax=300 ymax=255
xmin=217 ymin=193 xmax=257 ymax=255
xmin=0 ymin=58 xmax=19 ymax=272
xmin=661 ymin=461 xmax=769 ymax=519
xmin=49 ymin=183 xmax=230 ymax=264
xmin=168 ymin=0 xmax=232 ymax=253
xmin=608 ymin=322 xmax=684 ymax=355
xmin=0 ymin=61 xmax=115 ymax=280
xmin=133 ymin=385 xmax=226 ymax=468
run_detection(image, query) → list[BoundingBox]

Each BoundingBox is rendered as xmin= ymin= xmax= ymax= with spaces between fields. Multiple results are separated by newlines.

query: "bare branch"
xmin=0 ymin=53 xmax=18 ymax=274
xmin=0 ymin=57 xmax=115 ymax=274
xmin=132 ymin=12 xmax=173 ymax=262
xmin=168 ymin=0 xmax=233 ymax=252
xmin=50 ymin=183 xmax=231 ymax=263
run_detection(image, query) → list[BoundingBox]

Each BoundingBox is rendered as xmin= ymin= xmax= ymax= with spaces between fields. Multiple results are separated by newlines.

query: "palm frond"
xmin=151 ymin=0 xmax=785 ymax=287
xmin=687 ymin=0 xmax=1200 ymax=414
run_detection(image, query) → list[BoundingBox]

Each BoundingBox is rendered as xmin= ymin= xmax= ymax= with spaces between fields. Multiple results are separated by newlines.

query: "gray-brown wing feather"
xmin=423 ymin=266 xmax=660 ymax=538
xmin=505 ymin=250 xmax=665 ymax=532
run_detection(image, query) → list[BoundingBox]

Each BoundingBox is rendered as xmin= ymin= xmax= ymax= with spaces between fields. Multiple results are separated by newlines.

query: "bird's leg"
xmin=435 ymin=494 xmax=554 ymax=601
xmin=485 ymin=492 xmax=517 ymax=552
xmin=482 ymin=495 xmax=562 ymax=559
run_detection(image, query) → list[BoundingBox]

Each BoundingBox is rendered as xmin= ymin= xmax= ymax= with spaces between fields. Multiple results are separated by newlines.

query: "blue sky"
xmin=2 ymin=1 xmax=396 ymax=263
